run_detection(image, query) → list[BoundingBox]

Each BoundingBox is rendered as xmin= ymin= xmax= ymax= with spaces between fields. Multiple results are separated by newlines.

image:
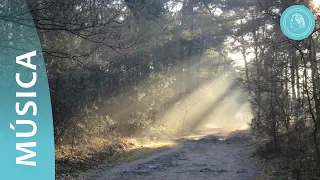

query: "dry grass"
xmin=246 ymin=143 xmax=292 ymax=180
xmin=55 ymin=137 xmax=174 ymax=179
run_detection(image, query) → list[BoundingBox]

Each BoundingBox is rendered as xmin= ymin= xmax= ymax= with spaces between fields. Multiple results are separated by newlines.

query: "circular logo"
xmin=280 ymin=5 xmax=315 ymax=40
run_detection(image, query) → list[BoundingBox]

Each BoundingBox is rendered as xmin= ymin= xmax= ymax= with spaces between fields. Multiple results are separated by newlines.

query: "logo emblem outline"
xmin=280 ymin=5 xmax=315 ymax=40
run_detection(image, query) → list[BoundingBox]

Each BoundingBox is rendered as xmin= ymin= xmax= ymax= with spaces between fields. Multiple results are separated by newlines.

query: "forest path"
xmin=87 ymin=130 xmax=261 ymax=180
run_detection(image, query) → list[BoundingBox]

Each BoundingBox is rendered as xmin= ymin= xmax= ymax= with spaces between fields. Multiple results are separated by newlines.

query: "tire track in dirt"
xmin=88 ymin=133 xmax=261 ymax=180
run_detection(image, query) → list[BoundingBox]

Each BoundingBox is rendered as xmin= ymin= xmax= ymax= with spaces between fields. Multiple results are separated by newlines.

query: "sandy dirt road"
xmin=85 ymin=132 xmax=261 ymax=180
